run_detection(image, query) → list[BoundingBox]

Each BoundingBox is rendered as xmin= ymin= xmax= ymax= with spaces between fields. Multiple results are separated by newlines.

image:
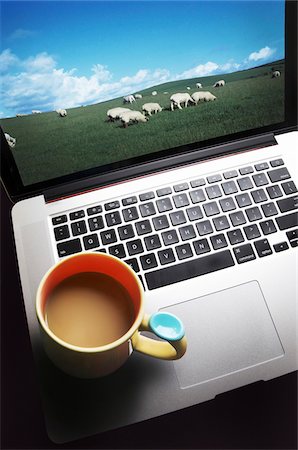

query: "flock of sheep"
xmin=3 ymin=70 xmax=282 ymax=146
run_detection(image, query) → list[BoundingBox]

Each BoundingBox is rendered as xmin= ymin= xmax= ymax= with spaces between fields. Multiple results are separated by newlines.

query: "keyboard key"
xmin=83 ymin=234 xmax=100 ymax=250
xmin=88 ymin=216 xmax=104 ymax=231
xmin=186 ymin=206 xmax=203 ymax=221
xmin=252 ymin=173 xmax=269 ymax=187
xmin=140 ymin=253 xmax=158 ymax=270
xmin=239 ymin=166 xmax=254 ymax=175
xmin=173 ymin=193 xmax=189 ymax=208
xmin=206 ymin=185 xmax=222 ymax=199
xmin=139 ymin=202 xmax=156 ymax=217
xmin=52 ymin=215 xmax=67 ymax=225
xmin=127 ymin=239 xmax=144 ymax=256
xmin=54 ymin=225 xmax=70 ymax=241
xmin=105 ymin=211 xmax=122 ymax=227
xmin=118 ymin=224 xmax=135 ymax=240
xmin=267 ymin=167 xmax=290 ymax=183
xmin=276 ymin=212 xmax=298 ymax=230
xmin=223 ymin=170 xmax=238 ymax=179
xmin=152 ymin=215 xmax=169 ymax=231
xmin=193 ymin=238 xmax=211 ymax=255
xmin=259 ymin=220 xmax=277 ymax=235
xmin=277 ymin=195 xmax=298 ymax=213
xmin=71 ymin=221 xmax=87 ymax=236
xmin=254 ymin=239 xmax=272 ymax=258
xmin=100 ymin=229 xmax=117 ymax=245
xmin=213 ymin=216 xmax=230 ymax=231
xmin=273 ymin=242 xmax=289 ymax=252
xmin=255 ymin=162 xmax=269 ymax=171
xmin=203 ymin=201 xmax=220 ymax=217
xmin=237 ymin=177 xmax=253 ymax=191
xmin=162 ymin=229 xmax=179 ymax=246
xmin=221 ymin=180 xmax=238 ymax=195
xmin=70 ymin=210 xmax=85 ymax=220
xmin=219 ymin=197 xmax=236 ymax=212
xmin=190 ymin=189 xmax=206 ymax=203
xmin=227 ymin=229 xmax=244 ymax=245
xmin=156 ymin=197 xmax=173 ymax=213
xmin=207 ymin=174 xmax=222 ymax=183
xmin=281 ymin=181 xmax=297 ymax=195
xmin=266 ymin=185 xmax=283 ymax=199
xmin=158 ymin=248 xmax=176 ymax=265
xmin=104 ymin=201 xmax=120 ymax=211
xmin=244 ymin=224 xmax=261 ymax=240
xmin=190 ymin=178 xmax=206 ymax=188
xmin=57 ymin=239 xmax=82 ymax=257
xmin=122 ymin=196 xmax=137 ymax=206
xmin=135 ymin=220 xmax=152 ymax=235
xmin=170 ymin=210 xmax=187 ymax=226
xmin=144 ymin=234 xmax=161 ymax=250
xmin=270 ymin=158 xmax=284 ymax=167
xmin=210 ymin=234 xmax=228 ymax=250
xmin=140 ymin=191 xmax=155 ymax=201
xmin=286 ymin=229 xmax=298 ymax=243
xmin=261 ymin=202 xmax=278 ymax=217
xmin=245 ymin=206 xmax=262 ymax=222
xmin=176 ymin=243 xmax=193 ymax=260
xmin=125 ymin=258 xmax=140 ymax=272
xmin=229 ymin=211 xmax=246 ymax=226
xmin=157 ymin=187 xmax=172 ymax=197
xmin=145 ymin=250 xmax=235 ymax=290
xmin=123 ymin=206 xmax=139 ymax=221
xmin=235 ymin=192 xmax=252 ymax=208
xmin=233 ymin=244 xmax=256 ymax=264
xmin=174 ymin=182 xmax=189 ymax=192
xmin=196 ymin=220 xmax=213 ymax=236
xmin=251 ymin=189 xmax=267 ymax=203
xmin=109 ymin=243 xmax=126 ymax=259
xmin=87 ymin=205 xmax=102 ymax=216
xmin=179 ymin=224 xmax=196 ymax=241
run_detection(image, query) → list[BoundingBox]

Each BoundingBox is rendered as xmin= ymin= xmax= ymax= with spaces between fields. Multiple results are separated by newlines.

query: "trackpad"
xmin=162 ymin=281 xmax=284 ymax=388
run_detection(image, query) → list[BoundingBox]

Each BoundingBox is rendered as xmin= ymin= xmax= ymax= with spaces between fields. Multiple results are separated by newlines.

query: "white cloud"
xmin=9 ymin=28 xmax=36 ymax=40
xmin=23 ymin=52 xmax=57 ymax=72
xmin=91 ymin=64 xmax=112 ymax=82
xmin=0 ymin=49 xmax=19 ymax=72
xmin=248 ymin=46 xmax=275 ymax=62
xmin=177 ymin=61 xmax=219 ymax=79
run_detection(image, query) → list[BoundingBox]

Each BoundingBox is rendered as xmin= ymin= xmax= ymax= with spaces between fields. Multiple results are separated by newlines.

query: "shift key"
xmin=277 ymin=195 xmax=298 ymax=213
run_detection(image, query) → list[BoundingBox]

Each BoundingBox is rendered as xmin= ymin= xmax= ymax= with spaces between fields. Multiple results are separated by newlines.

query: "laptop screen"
xmin=0 ymin=1 xmax=286 ymax=188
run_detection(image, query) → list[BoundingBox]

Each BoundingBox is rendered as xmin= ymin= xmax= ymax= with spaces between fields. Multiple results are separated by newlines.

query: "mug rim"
xmin=36 ymin=252 xmax=145 ymax=353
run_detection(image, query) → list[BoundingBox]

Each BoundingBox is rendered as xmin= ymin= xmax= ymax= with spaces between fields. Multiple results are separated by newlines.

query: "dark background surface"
xmin=1 ymin=183 xmax=297 ymax=450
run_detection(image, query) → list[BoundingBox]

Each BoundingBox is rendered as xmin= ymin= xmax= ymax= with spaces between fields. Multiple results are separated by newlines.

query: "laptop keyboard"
xmin=51 ymin=158 xmax=298 ymax=290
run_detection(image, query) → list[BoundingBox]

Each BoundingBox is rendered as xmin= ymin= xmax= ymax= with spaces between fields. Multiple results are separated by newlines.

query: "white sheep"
xmin=107 ymin=107 xmax=131 ymax=121
xmin=123 ymin=95 xmax=136 ymax=104
xmin=213 ymin=79 xmax=225 ymax=87
xmin=191 ymin=91 xmax=217 ymax=104
xmin=4 ymin=132 xmax=16 ymax=148
xmin=163 ymin=92 xmax=168 ymax=94
xmin=152 ymin=91 xmax=157 ymax=96
xmin=119 ymin=110 xmax=148 ymax=128
xmin=142 ymin=103 xmax=163 ymax=116
xmin=170 ymin=93 xmax=194 ymax=111
xmin=32 ymin=110 xmax=42 ymax=114
xmin=16 ymin=113 xmax=27 ymax=117
xmin=135 ymin=94 xmax=143 ymax=99
xmin=56 ymin=109 xmax=67 ymax=117
xmin=272 ymin=70 xmax=281 ymax=78
xmin=186 ymin=87 xmax=191 ymax=90
xmin=196 ymin=82 xmax=202 ymax=88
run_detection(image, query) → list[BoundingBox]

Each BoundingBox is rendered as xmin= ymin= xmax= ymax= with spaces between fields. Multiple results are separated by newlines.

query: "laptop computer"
xmin=1 ymin=0 xmax=297 ymax=443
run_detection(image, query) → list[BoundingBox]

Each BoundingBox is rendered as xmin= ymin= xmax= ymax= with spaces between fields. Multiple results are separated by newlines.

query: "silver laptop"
xmin=1 ymin=0 xmax=297 ymax=443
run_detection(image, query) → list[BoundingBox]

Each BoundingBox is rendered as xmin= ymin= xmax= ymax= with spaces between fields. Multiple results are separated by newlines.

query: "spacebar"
xmin=145 ymin=250 xmax=235 ymax=290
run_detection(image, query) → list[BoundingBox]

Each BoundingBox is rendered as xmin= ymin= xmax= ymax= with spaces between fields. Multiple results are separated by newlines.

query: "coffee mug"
xmin=36 ymin=252 xmax=187 ymax=378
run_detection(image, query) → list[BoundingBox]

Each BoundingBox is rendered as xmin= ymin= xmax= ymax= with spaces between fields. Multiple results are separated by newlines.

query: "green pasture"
xmin=1 ymin=61 xmax=284 ymax=185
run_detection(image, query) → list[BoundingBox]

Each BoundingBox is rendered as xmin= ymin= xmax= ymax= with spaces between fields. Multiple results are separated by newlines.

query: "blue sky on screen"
xmin=0 ymin=1 xmax=285 ymax=117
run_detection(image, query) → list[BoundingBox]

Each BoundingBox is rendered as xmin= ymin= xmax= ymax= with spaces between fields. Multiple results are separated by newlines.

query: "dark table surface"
xmin=1 ymin=184 xmax=297 ymax=450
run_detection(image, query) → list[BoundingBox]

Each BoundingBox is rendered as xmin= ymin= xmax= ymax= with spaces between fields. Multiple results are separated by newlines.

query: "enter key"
xmin=277 ymin=195 xmax=298 ymax=213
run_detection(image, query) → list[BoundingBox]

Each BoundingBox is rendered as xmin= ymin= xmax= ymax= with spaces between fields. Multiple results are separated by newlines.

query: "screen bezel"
xmin=1 ymin=0 xmax=297 ymax=203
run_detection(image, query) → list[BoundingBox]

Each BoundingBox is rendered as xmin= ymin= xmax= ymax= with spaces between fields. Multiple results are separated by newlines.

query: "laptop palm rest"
xmin=162 ymin=281 xmax=284 ymax=389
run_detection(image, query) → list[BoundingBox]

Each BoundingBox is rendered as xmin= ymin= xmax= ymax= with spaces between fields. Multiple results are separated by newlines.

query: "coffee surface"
xmin=45 ymin=272 xmax=135 ymax=347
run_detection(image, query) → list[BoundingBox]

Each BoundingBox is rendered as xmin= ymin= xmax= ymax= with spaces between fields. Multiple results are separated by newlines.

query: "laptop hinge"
xmin=43 ymin=132 xmax=277 ymax=202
